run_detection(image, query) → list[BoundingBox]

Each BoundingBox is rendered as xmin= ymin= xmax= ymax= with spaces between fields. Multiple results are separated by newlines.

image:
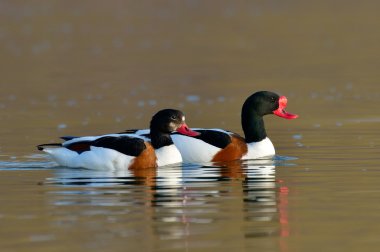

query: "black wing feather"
xmin=92 ymin=136 xmax=146 ymax=157
xmin=173 ymin=130 xmax=232 ymax=149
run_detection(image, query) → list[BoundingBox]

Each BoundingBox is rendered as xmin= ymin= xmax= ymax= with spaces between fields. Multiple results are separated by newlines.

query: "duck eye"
xmin=270 ymin=97 xmax=276 ymax=102
xmin=170 ymin=115 xmax=177 ymax=120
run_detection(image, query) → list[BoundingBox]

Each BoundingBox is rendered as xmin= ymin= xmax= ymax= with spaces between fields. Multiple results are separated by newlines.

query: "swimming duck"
xmin=176 ymin=91 xmax=298 ymax=162
xmin=129 ymin=91 xmax=298 ymax=163
xmin=37 ymin=109 xmax=199 ymax=170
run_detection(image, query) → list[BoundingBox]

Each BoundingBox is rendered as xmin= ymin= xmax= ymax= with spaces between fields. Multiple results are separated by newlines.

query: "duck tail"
xmin=37 ymin=143 xmax=62 ymax=151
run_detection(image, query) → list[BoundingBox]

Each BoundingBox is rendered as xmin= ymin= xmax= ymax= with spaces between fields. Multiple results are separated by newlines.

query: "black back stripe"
xmin=173 ymin=130 xmax=232 ymax=149
xmin=60 ymin=136 xmax=147 ymax=156
xmin=66 ymin=141 xmax=91 ymax=153
xmin=91 ymin=136 xmax=146 ymax=157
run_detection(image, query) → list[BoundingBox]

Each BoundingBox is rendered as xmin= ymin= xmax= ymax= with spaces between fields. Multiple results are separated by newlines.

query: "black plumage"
xmin=174 ymin=130 xmax=231 ymax=149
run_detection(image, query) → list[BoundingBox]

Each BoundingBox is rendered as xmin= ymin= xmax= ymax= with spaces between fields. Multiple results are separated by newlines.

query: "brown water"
xmin=1 ymin=1 xmax=380 ymax=251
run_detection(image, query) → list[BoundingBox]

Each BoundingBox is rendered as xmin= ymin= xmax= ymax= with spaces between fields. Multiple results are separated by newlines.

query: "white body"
xmin=171 ymin=134 xmax=220 ymax=163
xmin=242 ymin=137 xmax=275 ymax=160
xmin=43 ymin=146 xmax=136 ymax=170
xmin=155 ymin=144 xmax=182 ymax=166
xmin=42 ymin=133 xmax=182 ymax=170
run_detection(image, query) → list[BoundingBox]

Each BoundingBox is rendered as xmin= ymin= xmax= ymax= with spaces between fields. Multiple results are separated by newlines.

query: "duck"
xmin=128 ymin=91 xmax=298 ymax=163
xmin=37 ymin=109 xmax=199 ymax=170
xmin=175 ymin=91 xmax=298 ymax=162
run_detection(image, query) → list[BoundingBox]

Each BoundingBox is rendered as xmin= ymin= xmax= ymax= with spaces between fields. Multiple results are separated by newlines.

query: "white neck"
xmin=242 ymin=137 xmax=275 ymax=160
xmin=155 ymin=144 xmax=182 ymax=166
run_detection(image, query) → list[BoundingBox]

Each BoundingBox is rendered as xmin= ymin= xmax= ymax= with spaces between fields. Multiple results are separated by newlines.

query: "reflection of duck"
xmin=151 ymin=160 xmax=280 ymax=240
xmin=218 ymin=160 xmax=247 ymax=179
xmin=216 ymin=159 xmax=275 ymax=181
xmin=46 ymin=159 xmax=289 ymax=241
xmin=37 ymin=109 xmax=198 ymax=170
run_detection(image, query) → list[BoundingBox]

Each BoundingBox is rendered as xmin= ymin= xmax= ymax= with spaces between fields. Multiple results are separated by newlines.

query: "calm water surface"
xmin=1 ymin=1 xmax=380 ymax=252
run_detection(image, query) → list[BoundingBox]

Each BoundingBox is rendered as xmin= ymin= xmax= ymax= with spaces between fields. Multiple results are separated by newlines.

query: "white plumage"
xmin=242 ymin=137 xmax=275 ymax=160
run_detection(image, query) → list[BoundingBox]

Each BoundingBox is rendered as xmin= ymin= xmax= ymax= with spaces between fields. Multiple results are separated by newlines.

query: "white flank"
xmin=42 ymin=146 xmax=135 ymax=170
xmin=155 ymin=144 xmax=182 ymax=166
xmin=242 ymin=137 xmax=275 ymax=160
xmin=171 ymin=134 xmax=220 ymax=163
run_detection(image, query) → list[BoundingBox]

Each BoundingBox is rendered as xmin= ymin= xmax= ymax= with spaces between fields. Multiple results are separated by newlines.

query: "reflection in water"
xmin=43 ymin=158 xmax=291 ymax=247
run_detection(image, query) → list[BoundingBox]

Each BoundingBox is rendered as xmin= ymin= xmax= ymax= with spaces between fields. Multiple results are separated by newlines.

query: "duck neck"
xmin=150 ymin=129 xmax=174 ymax=149
xmin=241 ymin=103 xmax=267 ymax=143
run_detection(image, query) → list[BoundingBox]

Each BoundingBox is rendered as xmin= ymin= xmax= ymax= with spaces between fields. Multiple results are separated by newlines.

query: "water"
xmin=0 ymin=159 xmax=286 ymax=251
xmin=1 ymin=1 xmax=380 ymax=251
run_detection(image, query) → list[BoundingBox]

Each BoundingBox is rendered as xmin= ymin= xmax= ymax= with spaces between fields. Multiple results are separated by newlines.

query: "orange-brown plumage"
xmin=211 ymin=134 xmax=248 ymax=162
xmin=129 ymin=142 xmax=157 ymax=169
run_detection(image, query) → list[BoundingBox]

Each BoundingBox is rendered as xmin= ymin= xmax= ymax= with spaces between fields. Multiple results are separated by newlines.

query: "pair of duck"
xmin=38 ymin=91 xmax=298 ymax=170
